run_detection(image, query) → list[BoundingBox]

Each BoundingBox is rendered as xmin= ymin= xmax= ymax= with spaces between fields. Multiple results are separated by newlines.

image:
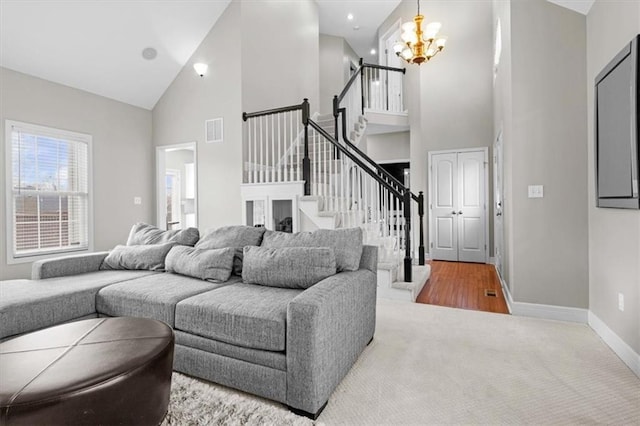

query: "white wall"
xmin=1 ymin=67 xmax=153 ymax=280
xmin=586 ymin=0 xmax=640 ymax=354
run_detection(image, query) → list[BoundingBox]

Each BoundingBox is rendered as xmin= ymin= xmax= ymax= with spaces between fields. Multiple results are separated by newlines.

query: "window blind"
xmin=10 ymin=123 xmax=90 ymax=257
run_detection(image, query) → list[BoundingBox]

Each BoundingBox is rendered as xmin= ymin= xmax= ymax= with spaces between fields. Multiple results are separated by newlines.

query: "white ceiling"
xmin=0 ymin=0 xmax=232 ymax=110
xmin=546 ymin=0 xmax=595 ymax=15
xmin=317 ymin=0 xmax=403 ymax=59
xmin=1 ymin=0 xmax=593 ymax=110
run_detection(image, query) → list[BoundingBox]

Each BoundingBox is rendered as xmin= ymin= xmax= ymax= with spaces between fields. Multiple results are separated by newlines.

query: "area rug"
xmin=163 ymin=299 xmax=640 ymax=425
xmin=162 ymin=373 xmax=315 ymax=426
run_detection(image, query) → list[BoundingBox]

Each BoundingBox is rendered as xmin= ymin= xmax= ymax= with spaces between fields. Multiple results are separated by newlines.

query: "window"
xmin=6 ymin=120 xmax=92 ymax=261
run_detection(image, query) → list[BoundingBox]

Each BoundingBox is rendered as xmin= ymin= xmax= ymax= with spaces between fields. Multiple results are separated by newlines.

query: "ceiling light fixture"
xmin=393 ymin=0 xmax=447 ymax=65
xmin=193 ymin=63 xmax=208 ymax=77
xmin=347 ymin=13 xmax=354 ymax=20
xmin=370 ymin=48 xmax=376 ymax=55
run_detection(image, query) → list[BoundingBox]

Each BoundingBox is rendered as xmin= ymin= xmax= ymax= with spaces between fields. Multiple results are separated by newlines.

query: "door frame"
xmin=493 ymin=130 xmax=504 ymax=277
xmin=379 ymin=19 xmax=402 ymax=66
xmin=428 ymin=147 xmax=489 ymax=263
xmin=156 ymin=142 xmax=198 ymax=230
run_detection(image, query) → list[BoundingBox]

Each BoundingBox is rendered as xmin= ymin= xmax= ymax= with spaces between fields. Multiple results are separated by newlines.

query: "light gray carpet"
xmin=165 ymin=299 xmax=640 ymax=425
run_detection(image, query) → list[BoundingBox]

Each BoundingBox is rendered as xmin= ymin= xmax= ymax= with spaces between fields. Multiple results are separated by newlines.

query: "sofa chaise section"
xmin=0 ymin=270 xmax=157 ymax=340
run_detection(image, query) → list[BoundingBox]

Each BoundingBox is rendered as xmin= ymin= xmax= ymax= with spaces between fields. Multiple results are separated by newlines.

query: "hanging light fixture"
xmin=393 ymin=0 xmax=447 ymax=65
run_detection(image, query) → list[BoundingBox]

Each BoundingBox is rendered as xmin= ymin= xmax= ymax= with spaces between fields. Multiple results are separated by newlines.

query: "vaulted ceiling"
xmin=0 ymin=0 xmax=594 ymax=110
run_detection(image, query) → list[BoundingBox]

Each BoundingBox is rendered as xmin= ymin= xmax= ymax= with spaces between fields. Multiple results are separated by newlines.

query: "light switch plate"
xmin=134 ymin=196 xmax=142 ymax=205
xmin=528 ymin=185 xmax=544 ymax=198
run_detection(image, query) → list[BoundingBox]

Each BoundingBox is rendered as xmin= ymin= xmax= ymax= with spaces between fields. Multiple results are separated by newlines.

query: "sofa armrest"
xmin=32 ymin=251 xmax=110 ymax=279
xmin=286 ymin=266 xmax=377 ymax=415
xmin=359 ymin=245 xmax=378 ymax=273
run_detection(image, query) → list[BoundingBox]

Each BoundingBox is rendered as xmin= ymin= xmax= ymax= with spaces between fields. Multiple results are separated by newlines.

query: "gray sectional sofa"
xmin=0 ymin=224 xmax=377 ymax=418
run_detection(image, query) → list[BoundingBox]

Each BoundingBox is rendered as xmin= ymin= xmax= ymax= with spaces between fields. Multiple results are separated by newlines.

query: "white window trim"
xmin=5 ymin=120 xmax=94 ymax=264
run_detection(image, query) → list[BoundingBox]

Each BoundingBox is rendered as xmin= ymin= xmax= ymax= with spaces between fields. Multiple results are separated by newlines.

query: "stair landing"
xmin=377 ymin=264 xmax=431 ymax=303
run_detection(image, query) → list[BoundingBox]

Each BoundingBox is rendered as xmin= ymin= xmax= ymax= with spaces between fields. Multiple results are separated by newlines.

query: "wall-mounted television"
xmin=595 ymin=35 xmax=640 ymax=209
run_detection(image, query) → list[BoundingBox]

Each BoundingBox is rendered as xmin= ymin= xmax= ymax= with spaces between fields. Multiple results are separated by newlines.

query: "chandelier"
xmin=393 ymin=0 xmax=446 ymax=65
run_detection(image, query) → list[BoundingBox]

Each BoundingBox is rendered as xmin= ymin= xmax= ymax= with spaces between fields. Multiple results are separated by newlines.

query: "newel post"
xmin=302 ymin=98 xmax=311 ymax=196
xmin=403 ymin=190 xmax=412 ymax=282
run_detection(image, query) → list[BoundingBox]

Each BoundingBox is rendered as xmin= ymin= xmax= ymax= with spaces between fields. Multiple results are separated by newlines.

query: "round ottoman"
xmin=0 ymin=317 xmax=174 ymax=425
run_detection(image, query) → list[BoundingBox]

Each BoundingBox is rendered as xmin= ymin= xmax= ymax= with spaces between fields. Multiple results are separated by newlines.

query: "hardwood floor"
xmin=416 ymin=261 xmax=510 ymax=314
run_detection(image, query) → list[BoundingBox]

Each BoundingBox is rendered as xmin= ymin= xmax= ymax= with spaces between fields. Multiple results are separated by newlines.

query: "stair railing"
xmin=242 ymin=100 xmax=311 ymax=195
xmin=332 ymin=58 xmax=406 ymax=147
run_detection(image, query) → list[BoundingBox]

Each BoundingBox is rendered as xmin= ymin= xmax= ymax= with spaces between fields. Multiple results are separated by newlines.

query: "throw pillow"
xmin=165 ymin=246 xmax=235 ymax=282
xmin=195 ymin=225 xmax=266 ymax=250
xmin=242 ymin=246 xmax=336 ymax=289
xmin=101 ymin=243 xmax=174 ymax=271
xmin=261 ymin=227 xmax=363 ymax=272
xmin=126 ymin=223 xmax=199 ymax=246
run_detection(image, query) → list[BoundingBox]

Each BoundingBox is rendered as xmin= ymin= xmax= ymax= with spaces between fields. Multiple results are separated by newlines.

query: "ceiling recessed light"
xmin=370 ymin=49 xmax=376 ymax=55
xmin=142 ymin=47 xmax=157 ymax=60
xmin=347 ymin=13 xmax=354 ymax=20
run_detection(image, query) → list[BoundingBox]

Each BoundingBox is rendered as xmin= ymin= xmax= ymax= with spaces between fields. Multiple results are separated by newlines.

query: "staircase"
xmin=241 ymin=60 xmax=430 ymax=302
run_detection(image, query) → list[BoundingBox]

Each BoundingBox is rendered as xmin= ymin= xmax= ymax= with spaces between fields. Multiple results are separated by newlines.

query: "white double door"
xmin=429 ymin=149 xmax=488 ymax=263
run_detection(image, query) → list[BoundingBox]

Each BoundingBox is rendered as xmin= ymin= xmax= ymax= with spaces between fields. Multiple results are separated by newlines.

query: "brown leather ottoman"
xmin=0 ymin=317 xmax=174 ymax=425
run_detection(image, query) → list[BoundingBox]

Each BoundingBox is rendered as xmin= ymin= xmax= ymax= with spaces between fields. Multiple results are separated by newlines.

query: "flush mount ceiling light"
xmin=193 ymin=63 xmax=208 ymax=77
xmin=141 ymin=47 xmax=157 ymax=60
xmin=370 ymin=48 xmax=376 ymax=55
xmin=393 ymin=0 xmax=447 ymax=65
xmin=347 ymin=13 xmax=354 ymax=20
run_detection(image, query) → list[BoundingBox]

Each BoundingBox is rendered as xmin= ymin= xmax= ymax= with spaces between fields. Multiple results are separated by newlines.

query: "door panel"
xmin=430 ymin=149 xmax=487 ymax=263
xmin=431 ymin=153 xmax=458 ymax=261
xmin=457 ymin=151 xmax=486 ymax=263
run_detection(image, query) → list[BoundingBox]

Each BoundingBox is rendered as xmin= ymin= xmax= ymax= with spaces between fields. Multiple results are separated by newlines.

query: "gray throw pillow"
xmin=195 ymin=226 xmax=266 ymax=250
xmin=261 ymin=227 xmax=363 ymax=272
xmin=165 ymin=246 xmax=234 ymax=282
xmin=242 ymin=246 xmax=336 ymax=289
xmin=126 ymin=223 xmax=199 ymax=246
xmin=101 ymin=244 xmax=174 ymax=271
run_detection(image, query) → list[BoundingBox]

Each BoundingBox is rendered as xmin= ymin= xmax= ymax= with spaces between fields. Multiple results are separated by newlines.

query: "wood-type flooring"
xmin=416 ymin=261 xmax=510 ymax=314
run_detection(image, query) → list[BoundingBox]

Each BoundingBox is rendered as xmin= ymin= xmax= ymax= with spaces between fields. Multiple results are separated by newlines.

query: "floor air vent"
xmin=484 ymin=289 xmax=498 ymax=297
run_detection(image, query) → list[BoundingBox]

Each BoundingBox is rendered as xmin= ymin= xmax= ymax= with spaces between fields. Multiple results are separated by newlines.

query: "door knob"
xmin=451 ymin=211 xmax=457 ymax=215
xmin=496 ymin=212 xmax=502 ymax=216
xmin=458 ymin=211 xmax=463 ymax=215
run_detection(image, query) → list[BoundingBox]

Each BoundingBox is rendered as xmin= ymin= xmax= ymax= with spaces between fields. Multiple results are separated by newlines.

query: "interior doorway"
xmin=156 ymin=143 xmax=197 ymax=230
xmin=428 ymin=148 xmax=489 ymax=263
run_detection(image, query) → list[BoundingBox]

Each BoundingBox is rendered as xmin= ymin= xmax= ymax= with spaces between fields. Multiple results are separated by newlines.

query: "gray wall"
xmin=506 ymin=0 xmax=589 ymax=308
xmin=586 ymin=0 xmax=640 ymax=353
xmin=319 ymin=34 xmax=359 ymax=115
xmin=367 ymin=131 xmax=410 ymax=163
xmin=241 ymin=0 xmax=319 ymax=113
xmin=378 ymin=0 xmax=494 ymax=254
xmin=0 ymin=67 xmax=153 ymax=280
xmin=153 ymin=0 xmax=319 ymax=232
xmin=153 ymin=0 xmax=243 ymax=232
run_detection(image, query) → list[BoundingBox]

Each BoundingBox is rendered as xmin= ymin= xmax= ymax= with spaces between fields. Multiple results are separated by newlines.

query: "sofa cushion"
xmin=0 ymin=271 xmax=156 ymax=339
xmin=126 ymin=222 xmax=199 ymax=246
xmin=101 ymin=243 xmax=174 ymax=271
xmin=96 ymin=274 xmax=239 ymax=327
xmin=261 ymin=227 xmax=363 ymax=272
xmin=195 ymin=226 xmax=266 ymax=250
xmin=175 ymin=283 xmax=302 ymax=352
xmin=242 ymin=246 xmax=336 ymax=289
xmin=166 ymin=246 xmax=234 ymax=282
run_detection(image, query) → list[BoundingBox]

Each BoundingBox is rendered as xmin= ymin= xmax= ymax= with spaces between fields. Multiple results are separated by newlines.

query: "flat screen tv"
xmin=595 ymin=34 xmax=640 ymax=209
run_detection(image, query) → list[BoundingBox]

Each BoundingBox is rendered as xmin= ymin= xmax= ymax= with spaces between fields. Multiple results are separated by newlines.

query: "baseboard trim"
xmin=588 ymin=311 xmax=640 ymax=378
xmin=493 ymin=266 xmax=587 ymax=323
